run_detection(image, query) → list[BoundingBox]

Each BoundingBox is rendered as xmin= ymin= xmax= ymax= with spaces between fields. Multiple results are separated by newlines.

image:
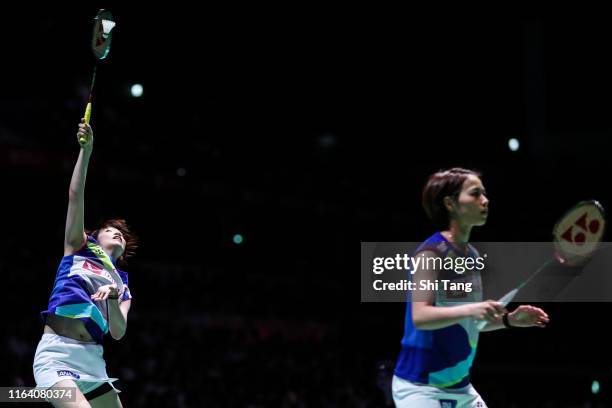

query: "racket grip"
xmin=475 ymin=319 xmax=488 ymax=331
xmin=475 ymin=298 xmax=513 ymax=331
xmin=84 ymin=102 xmax=92 ymax=124
xmin=81 ymin=102 xmax=92 ymax=144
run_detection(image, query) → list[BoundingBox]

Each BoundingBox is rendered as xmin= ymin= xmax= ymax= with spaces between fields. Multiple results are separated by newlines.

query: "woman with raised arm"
xmin=33 ymin=119 xmax=137 ymax=408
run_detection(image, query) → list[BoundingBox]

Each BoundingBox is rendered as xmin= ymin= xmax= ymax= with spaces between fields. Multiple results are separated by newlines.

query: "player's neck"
xmin=101 ymin=246 xmax=119 ymax=262
xmin=443 ymin=222 xmax=471 ymax=247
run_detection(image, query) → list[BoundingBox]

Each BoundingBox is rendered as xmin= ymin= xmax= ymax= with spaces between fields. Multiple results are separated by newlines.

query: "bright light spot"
xmin=176 ymin=168 xmax=186 ymax=177
xmin=508 ymin=138 xmax=520 ymax=152
xmin=130 ymin=84 xmax=144 ymax=98
xmin=233 ymin=234 xmax=244 ymax=245
xmin=592 ymin=380 xmax=600 ymax=394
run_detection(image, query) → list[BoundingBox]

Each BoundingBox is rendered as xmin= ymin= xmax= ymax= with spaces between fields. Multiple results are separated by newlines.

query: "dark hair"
xmin=422 ymin=168 xmax=481 ymax=229
xmin=88 ymin=218 xmax=138 ymax=266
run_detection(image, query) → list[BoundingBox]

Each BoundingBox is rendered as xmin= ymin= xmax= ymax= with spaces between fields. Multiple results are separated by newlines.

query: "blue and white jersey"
xmin=394 ymin=232 xmax=483 ymax=388
xmin=41 ymin=235 xmax=132 ymax=344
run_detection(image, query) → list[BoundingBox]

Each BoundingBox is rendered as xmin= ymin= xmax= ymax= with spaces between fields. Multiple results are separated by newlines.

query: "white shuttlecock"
xmin=102 ymin=19 xmax=116 ymax=35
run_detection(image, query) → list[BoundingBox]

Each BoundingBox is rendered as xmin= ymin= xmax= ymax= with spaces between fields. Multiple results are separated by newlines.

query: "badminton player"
xmin=33 ymin=119 xmax=136 ymax=407
xmin=392 ymin=168 xmax=550 ymax=408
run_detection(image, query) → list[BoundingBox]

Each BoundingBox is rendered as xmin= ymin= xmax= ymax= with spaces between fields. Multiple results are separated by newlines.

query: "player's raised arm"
xmin=64 ymin=119 xmax=94 ymax=255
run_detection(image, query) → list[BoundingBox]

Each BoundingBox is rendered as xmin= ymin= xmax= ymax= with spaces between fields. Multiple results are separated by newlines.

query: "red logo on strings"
xmin=560 ymin=212 xmax=601 ymax=245
xmin=95 ymin=24 xmax=105 ymax=47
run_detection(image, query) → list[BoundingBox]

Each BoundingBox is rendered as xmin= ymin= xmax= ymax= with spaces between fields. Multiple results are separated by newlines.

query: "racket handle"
xmin=475 ymin=306 xmax=509 ymax=330
xmin=475 ymin=293 xmax=515 ymax=330
xmin=476 ymin=319 xmax=488 ymax=331
xmin=81 ymin=102 xmax=92 ymax=144
xmin=84 ymin=102 xmax=92 ymax=124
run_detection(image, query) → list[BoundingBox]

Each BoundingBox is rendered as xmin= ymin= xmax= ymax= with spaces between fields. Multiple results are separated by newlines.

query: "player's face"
xmin=451 ymin=175 xmax=489 ymax=226
xmin=97 ymin=226 xmax=126 ymax=256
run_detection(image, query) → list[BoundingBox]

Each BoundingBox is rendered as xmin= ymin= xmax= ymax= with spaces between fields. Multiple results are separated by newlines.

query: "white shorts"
xmin=392 ymin=375 xmax=487 ymax=408
xmin=33 ymin=334 xmax=119 ymax=395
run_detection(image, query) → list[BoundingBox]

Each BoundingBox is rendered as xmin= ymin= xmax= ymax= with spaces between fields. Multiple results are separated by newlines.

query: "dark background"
xmin=2 ymin=5 xmax=612 ymax=407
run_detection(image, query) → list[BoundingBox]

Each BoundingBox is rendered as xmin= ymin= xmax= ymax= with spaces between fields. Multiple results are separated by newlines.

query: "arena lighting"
xmin=592 ymin=380 xmax=600 ymax=395
xmin=508 ymin=138 xmax=520 ymax=151
xmin=130 ymin=83 xmax=143 ymax=98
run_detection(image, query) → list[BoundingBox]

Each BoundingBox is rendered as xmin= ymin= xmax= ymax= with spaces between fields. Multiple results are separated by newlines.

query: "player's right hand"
xmin=469 ymin=300 xmax=507 ymax=323
xmin=77 ymin=118 xmax=94 ymax=150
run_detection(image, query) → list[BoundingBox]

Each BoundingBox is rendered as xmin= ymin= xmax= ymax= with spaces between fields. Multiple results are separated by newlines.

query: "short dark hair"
xmin=88 ymin=218 xmax=138 ymax=266
xmin=422 ymin=168 xmax=481 ymax=229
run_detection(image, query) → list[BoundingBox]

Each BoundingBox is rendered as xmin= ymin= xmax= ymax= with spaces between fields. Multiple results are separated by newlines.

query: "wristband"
xmin=502 ymin=312 xmax=513 ymax=328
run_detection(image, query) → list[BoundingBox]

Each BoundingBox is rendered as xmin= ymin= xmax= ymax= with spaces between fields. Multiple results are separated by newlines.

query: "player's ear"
xmin=443 ymin=196 xmax=456 ymax=213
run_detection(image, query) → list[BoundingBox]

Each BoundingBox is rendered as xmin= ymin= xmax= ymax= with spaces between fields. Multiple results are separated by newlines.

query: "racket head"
xmin=91 ymin=9 xmax=116 ymax=60
xmin=552 ymin=200 xmax=606 ymax=266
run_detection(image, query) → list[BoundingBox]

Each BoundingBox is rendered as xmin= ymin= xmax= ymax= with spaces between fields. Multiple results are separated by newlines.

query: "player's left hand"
xmin=91 ymin=283 xmax=119 ymax=301
xmin=508 ymin=305 xmax=549 ymax=328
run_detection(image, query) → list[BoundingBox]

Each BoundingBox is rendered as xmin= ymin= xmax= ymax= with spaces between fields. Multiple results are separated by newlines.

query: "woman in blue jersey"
xmin=392 ymin=168 xmax=549 ymax=408
xmin=33 ymin=119 xmax=137 ymax=408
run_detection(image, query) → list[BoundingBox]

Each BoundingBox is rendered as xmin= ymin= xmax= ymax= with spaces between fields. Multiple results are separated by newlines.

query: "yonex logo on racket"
xmin=560 ymin=212 xmax=601 ymax=244
xmin=553 ymin=200 xmax=606 ymax=264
